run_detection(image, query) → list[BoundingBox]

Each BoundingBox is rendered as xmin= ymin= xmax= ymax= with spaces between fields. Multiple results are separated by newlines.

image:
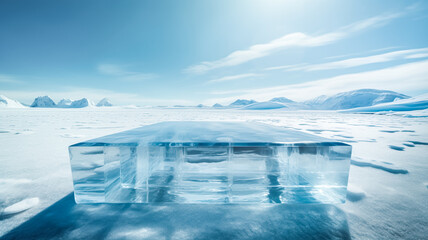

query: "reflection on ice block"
xmin=69 ymin=121 xmax=351 ymax=204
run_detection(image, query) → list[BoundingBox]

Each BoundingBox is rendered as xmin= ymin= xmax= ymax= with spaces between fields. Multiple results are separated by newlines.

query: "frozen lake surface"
xmin=0 ymin=108 xmax=427 ymax=239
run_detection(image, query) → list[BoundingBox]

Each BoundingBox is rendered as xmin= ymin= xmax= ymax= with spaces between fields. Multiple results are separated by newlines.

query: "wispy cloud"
xmin=324 ymin=46 xmax=401 ymax=60
xmin=207 ymin=73 xmax=260 ymax=84
xmin=204 ymin=59 xmax=428 ymax=104
xmin=98 ymin=64 xmax=157 ymax=81
xmin=338 ymin=12 xmax=401 ymax=33
xmin=406 ymin=53 xmax=428 ymax=59
xmin=264 ymin=63 xmax=307 ymax=71
xmin=184 ymin=12 xmax=404 ymax=74
xmin=266 ymin=47 xmax=428 ymax=71
xmin=0 ymin=74 xmax=23 ymax=84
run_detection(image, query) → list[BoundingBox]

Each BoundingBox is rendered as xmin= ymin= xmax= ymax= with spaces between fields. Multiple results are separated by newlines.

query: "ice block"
xmin=69 ymin=121 xmax=351 ymax=204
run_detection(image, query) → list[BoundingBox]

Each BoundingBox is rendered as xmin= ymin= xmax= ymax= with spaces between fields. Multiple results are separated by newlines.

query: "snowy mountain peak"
xmin=212 ymin=103 xmax=223 ymax=108
xmin=0 ymin=95 xmax=26 ymax=108
xmin=30 ymin=96 xmax=56 ymax=108
xmin=305 ymin=95 xmax=328 ymax=105
xmin=70 ymin=98 xmax=95 ymax=108
xmin=343 ymin=92 xmax=428 ymax=113
xmin=96 ymin=98 xmax=113 ymax=107
xmin=269 ymin=97 xmax=295 ymax=103
xmin=305 ymin=89 xmax=410 ymax=110
xmin=229 ymin=99 xmax=257 ymax=107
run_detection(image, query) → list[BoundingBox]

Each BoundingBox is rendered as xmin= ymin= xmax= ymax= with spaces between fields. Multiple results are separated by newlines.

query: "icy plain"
xmin=0 ymin=108 xmax=427 ymax=239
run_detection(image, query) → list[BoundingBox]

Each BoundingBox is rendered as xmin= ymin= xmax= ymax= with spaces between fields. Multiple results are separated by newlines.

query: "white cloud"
xmin=267 ymin=48 xmax=428 ymax=71
xmin=406 ymin=53 xmax=428 ymax=59
xmin=264 ymin=63 xmax=307 ymax=71
xmin=338 ymin=13 xmax=401 ymax=33
xmin=184 ymin=12 xmax=403 ymax=74
xmin=98 ymin=64 xmax=157 ymax=81
xmin=207 ymin=73 xmax=260 ymax=84
xmin=204 ymin=60 xmax=428 ymax=104
xmin=322 ymin=46 xmax=401 ymax=60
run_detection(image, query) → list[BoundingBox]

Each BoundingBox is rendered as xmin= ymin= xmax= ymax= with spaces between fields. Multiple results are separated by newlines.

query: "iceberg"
xmin=70 ymin=98 xmax=94 ymax=108
xmin=57 ymin=99 xmax=73 ymax=108
xmin=69 ymin=121 xmax=351 ymax=204
xmin=30 ymin=96 xmax=56 ymax=108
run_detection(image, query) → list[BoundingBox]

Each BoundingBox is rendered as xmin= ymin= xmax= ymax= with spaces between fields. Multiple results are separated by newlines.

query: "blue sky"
xmin=1 ymin=0 xmax=428 ymax=106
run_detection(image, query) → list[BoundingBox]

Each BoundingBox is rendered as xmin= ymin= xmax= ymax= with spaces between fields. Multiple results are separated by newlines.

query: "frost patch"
xmin=0 ymin=178 xmax=32 ymax=184
xmin=403 ymin=143 xmax=415 ymax=147
xmin=346 ymin=185 xmax=366 ymax=202
xmin=1 ymin=197 xmax=39 ymax=216
xmin=61 ymin=133 xmax=85 ymax=138
xmin=408 ymin=141 xmax=428 ymax=145
xmin=379 ymin=130 xmax=399 ymax=133
xmin=389 ymin=145 xmax=405 ymax=151
xmin=351 ymin=158 xmax=408 ymax=174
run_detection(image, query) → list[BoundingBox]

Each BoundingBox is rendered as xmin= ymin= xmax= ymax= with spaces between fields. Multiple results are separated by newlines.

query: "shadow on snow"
xmin=2 ymin=193 xmax=350 ymax=240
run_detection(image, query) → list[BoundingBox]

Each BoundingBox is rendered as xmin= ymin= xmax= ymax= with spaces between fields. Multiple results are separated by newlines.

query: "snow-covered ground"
xmin=0 ymin=108 xmax=427 ymax=239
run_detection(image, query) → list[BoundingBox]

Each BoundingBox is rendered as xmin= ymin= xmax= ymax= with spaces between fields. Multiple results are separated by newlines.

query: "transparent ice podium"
xmin=69 ymin=121 xmax=351 ymax=204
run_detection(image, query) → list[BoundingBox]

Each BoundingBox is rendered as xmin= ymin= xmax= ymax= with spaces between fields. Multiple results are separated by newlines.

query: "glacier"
xmin=69 ymin=121 xmax=351 ymax=204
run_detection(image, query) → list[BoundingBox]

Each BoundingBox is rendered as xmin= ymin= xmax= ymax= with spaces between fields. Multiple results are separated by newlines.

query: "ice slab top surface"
xmin=74 ymin=121 xmax=344 ymax=146
xmin=69 ymin=121 xmax=352 ymax=204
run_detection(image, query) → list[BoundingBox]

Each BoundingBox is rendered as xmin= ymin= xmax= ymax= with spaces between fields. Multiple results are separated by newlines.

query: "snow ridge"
xmin=0 ymin=95 xmax=26 ymax=108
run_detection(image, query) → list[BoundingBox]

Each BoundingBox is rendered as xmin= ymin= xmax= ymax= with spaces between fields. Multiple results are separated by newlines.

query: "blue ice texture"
xmin=69 ymin=121 xmax=351 ymax=204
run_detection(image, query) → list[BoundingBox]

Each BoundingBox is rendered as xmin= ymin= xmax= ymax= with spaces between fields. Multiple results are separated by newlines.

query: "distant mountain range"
xmin=216 ymin=89 xmax=411 ymax=110
xmin=1 ymin=89 xmax=425 ymax=112
xmin=0 ymin=95 xmax=113 ymax=108
xmin=30 ymin=96 xmax=98 ymax=108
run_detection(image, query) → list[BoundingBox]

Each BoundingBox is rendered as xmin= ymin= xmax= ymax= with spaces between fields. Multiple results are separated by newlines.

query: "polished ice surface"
xmin=69 ymin=121 xmax=351 ymax=204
